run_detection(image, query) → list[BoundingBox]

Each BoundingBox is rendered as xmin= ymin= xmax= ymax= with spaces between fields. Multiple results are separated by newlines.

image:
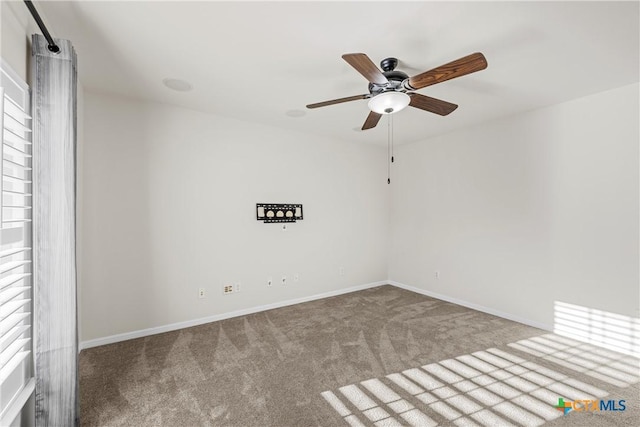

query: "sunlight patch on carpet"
xmin=320 ymin=343 xmax=622 ymax=427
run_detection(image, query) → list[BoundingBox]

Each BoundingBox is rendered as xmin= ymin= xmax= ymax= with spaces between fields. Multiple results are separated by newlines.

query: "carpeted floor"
xmin=80 ymin=285 xmax=639 ymax=426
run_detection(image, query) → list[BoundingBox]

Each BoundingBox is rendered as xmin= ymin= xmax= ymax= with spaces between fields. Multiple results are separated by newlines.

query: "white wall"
xmin=389 ymin=83 xmax=639 ymax=328
xmin=81 ymin=92 xmax=390 ymax=343
xmin=9 ymin=0 xmax=634 ymax=345
xmin=1 ymin=1 xmax=33 ymax=81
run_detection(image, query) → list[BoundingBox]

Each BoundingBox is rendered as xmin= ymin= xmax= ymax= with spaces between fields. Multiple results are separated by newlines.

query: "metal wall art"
xmin=256 ymin=203 xmax=303 ymax=223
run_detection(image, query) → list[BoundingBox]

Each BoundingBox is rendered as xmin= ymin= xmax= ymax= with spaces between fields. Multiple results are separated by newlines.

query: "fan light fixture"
xmin=368 ymin=91 xmax=410 ymax=115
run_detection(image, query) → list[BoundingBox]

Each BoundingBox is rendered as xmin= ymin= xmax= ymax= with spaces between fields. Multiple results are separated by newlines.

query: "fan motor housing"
xmin=369 ymin=70 xmax=408 ymax=95
xmin=368 ymin=57 xmax=409 ymax=95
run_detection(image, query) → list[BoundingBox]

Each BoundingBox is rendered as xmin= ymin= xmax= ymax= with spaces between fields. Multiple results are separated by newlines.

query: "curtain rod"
xmin=23 ymin=1 xmax=60 ymax=53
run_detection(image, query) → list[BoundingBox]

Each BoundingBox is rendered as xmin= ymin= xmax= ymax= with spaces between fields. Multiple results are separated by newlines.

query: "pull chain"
xmin=391 ymin=114 xmax=394 ymax=164
xmin=387 ymin=114 xmax=391 ymax=184
xmin=387 ymin=114 xmax=395 ymax=184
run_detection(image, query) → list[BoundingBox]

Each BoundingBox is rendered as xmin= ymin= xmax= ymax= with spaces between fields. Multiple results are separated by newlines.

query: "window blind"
xmin=0 ymin=60 xmax=34 ymax=426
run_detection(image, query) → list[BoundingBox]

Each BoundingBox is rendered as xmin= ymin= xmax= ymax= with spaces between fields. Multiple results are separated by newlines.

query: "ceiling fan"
xmin=306 ymin=52 xmax=488 ymax=130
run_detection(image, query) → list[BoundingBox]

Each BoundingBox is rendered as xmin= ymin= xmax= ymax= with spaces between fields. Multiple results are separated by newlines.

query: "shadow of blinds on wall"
xmin=0 ymin=59 xmax=35 ymax=426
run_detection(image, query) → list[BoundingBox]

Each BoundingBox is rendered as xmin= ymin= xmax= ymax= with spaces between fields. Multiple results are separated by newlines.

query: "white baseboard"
xmin=79 ymin=280 xmax=388 ymax=350
xmin=388 ymin=280 xmax=552 ymax=331
xmin=80 ymin=279 xmax=553 ymax=351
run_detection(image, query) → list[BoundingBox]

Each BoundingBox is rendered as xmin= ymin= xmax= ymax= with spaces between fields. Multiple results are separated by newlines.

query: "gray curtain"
xmin=31 ymin=34 xmax=78 ymax=426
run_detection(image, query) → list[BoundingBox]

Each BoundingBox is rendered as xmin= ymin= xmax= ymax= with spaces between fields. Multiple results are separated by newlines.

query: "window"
xmin=0 ymin=59 xmax=34 ymax=426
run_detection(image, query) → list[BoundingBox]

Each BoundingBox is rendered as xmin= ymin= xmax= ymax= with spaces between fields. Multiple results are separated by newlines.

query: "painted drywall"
xmin=389 ymin=83 xmax=639 ymax=328
xmin=7 ymin=0 xmax=636 ymax=350
xmin=0 ymin=1 xmax=32 ymax=81
xmin=80 ymin=92 xmax=390 ymax=342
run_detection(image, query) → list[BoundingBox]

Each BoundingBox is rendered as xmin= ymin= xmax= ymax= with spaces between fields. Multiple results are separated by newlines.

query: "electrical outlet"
xmin=267 ymin=276 xmax=273 ymax=287
xmin=339 ymin=267 xmax=345 ymax=276
xmin=223 ymin=284 xmax=235 ymax=294
xmin=435 ymin=271 xmax=440 ymax=279
xmin=198 ymin=288 xmax=205 ymax=298
xmin=293 ymin=273 xmax=299 ymax=282
xmin=281 ymin=275 xmax=287 ymax=285
xmin=235 ymin=281 xmax=241 ymax=292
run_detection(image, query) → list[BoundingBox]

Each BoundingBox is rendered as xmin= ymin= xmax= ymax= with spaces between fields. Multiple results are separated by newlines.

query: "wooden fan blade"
xmin=362 ymin=111 xmax=382 ymax=130
xmin=408 ymin=93 xmax=458 ymax=116
xmin=407 ymin=52 xmax=488 ymax=90
xmin=306 ymin=94 xmax=368 ymax=109
xmin=342 ymin=53 xmax=389 ymax=85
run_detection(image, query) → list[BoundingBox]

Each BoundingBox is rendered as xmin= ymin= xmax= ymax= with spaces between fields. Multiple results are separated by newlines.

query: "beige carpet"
xmin=80 ymin=285 xmax=639 ymax=426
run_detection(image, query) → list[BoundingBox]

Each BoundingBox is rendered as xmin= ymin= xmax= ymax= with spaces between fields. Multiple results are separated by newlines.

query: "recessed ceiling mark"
xmin=286 ymin=109 xmax=306 ymax=118
xmin=162 ymin=78 xmax=192 ymax=92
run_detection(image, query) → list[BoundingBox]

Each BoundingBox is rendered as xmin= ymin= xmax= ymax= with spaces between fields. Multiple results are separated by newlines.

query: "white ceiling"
xmin=37 ymin=1 xmax=639 ymax=146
